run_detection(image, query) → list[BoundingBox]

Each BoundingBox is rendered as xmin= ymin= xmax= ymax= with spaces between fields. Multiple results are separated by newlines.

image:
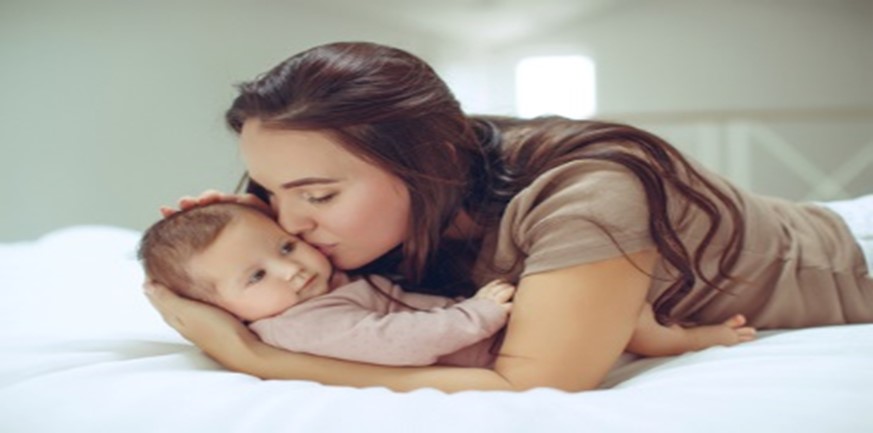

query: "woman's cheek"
xmin=340 ymin=191 xmax=406 ymax=261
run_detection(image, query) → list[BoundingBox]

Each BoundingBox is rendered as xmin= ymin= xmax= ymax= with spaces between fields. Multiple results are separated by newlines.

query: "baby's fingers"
xmin=480 ymin=279 xmax=507 ymax=290
xmin=491 ymin=283 xmax=515 ymax=302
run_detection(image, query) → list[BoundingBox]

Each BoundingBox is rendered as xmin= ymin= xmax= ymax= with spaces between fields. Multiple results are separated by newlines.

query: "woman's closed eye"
xmin=302 ymin=192 xmax=336 ymax=204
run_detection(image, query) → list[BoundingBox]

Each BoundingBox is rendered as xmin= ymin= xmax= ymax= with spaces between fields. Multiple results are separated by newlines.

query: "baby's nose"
xmin=277 ymin=261 xmax=302 ymax=281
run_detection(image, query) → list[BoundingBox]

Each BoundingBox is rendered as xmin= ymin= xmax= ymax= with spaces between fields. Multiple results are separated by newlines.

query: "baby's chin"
xmin=244 ymin=307 xmax=290 ymax=323
xmin=239 ymin=300 xmax=301 ymax=322
xmin=327 ymin=271 xmax=351 ymax=291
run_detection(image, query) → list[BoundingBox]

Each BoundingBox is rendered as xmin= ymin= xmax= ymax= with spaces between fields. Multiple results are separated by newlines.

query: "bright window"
xmin=515 ymin=55 xmax=596 ymax=119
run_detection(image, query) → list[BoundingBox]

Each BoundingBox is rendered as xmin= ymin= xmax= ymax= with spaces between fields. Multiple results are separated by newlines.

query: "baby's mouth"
xmin=294 ymin=273 xmax=315 ymax=293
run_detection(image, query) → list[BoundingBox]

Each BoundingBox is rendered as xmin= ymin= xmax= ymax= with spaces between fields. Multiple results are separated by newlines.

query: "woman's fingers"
xmin=158 ymin=190 xmax=272 ymax=218
xmin=192 ymin=190 xmax=226 ymax=207
xmin=144 ymin=281 xmax=214 ymax=332
xmin=236 ymin=193 xmax=274 ymax=214
xmin=143 ymin=281 xmax=186 ymax=329
xmin=143 ymin=280 xmax=254 ymax=354
xmin=178 ymin=190 xmax=223 ymax=209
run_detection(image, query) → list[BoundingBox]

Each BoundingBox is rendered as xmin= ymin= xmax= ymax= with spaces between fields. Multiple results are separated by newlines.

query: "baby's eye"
xmin=280 ymin=241 xmax=296 ymax=255
xmin=247 ymin=269 xmax=266 ymax=286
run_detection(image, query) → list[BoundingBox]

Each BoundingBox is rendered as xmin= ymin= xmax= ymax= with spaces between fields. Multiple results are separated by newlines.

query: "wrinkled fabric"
xmin=249 ymin=275 xmax=506 ymax=367
xmin=472 ymin=150 xmax=873 ymax=329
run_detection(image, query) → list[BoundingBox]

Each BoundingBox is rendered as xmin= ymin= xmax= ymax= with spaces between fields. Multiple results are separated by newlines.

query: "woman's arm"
xmin=493 ymin=249 xmax=656 ymax=391
xmin=145 ymin=249 xmax=656 ymax=393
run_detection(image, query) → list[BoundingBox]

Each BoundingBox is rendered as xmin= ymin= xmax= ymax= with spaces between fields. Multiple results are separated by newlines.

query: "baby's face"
xmin=186 ymin=210 xmax=335 ymax=322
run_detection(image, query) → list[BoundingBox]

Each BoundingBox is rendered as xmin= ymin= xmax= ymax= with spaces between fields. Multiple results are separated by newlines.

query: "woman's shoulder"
xmin=506 ymin=158 xmax=649 ymax=227
xmin=483 ymin=159 xmax=654 ymax=278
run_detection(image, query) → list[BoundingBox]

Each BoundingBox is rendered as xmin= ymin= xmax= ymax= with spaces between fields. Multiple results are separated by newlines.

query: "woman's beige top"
xmin=472 ymin=152 xmax=873 ymax=328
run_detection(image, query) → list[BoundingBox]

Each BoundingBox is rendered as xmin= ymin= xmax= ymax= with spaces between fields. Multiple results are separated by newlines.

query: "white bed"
xmin=2 ymin=225 xmax=872 ymax=433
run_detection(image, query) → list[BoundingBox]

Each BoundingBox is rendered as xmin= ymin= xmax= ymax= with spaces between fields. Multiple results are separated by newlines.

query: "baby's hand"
xmin=474 ymin=280 xmax=515 ymax=313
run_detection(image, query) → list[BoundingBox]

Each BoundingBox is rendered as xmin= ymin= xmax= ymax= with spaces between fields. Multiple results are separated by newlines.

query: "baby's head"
xmin=138 ymin=202 xmax=336 ymax=322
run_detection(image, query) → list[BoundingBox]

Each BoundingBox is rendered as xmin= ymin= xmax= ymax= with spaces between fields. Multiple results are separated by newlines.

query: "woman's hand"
xmin=144 ymin=281 xmax=258 ymax=368
xmin=159 ymin=189 xmax=272 ymax=218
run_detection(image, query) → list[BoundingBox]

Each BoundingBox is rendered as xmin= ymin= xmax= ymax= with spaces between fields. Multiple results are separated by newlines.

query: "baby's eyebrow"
xmin=280 ymin=177 xmax=339 ymax=190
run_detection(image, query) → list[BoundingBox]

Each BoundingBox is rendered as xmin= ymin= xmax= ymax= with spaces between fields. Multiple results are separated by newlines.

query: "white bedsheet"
xmin=1 ymin=226 xmax=871 ymax=433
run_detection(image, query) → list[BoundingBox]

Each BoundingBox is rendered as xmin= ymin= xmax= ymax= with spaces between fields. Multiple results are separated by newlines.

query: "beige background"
xmin=1 ymin=0 xmax=871 ymax=241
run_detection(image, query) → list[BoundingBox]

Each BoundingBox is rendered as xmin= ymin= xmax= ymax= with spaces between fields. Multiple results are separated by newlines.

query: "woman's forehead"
xmin=239 ymin=121 xmax=358 ymax=181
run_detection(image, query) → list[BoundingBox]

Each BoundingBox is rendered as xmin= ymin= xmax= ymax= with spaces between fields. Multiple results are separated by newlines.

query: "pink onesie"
xmin=248 ymin=275 xmax=508 ymax=367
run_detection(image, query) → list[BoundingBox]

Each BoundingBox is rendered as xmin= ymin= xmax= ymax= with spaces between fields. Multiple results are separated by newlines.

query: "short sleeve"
xmin=498 ymin=160 xmax=655 ymax=277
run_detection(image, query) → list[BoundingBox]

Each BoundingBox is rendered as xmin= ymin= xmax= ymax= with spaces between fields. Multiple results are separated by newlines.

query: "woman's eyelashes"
xmin=302 ymin=191 xmax=336 ymax=204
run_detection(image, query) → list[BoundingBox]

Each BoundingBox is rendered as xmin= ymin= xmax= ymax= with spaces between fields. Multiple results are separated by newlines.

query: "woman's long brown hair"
xmin=224 ymin=42 xmax=744 ymax=324
xmin=473 ymin=116 xmax=745 ymax=323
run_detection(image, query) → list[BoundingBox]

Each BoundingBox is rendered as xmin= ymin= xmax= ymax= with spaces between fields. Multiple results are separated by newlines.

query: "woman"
xmin=146 ymin=41 xmax=873 ymax=392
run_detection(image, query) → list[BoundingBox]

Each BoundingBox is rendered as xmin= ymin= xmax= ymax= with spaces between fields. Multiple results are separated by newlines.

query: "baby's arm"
xmin=252 ymin=279 xmax=514 ymax=366
xmin=351 ymin=279 xmax=514 ymax=365
xmin=626 ymin=303 xmax=756 ymax=357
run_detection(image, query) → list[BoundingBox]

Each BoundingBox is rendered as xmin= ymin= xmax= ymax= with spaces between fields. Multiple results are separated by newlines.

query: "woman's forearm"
xmin=235 ymin=338 xmax=515 ymax=393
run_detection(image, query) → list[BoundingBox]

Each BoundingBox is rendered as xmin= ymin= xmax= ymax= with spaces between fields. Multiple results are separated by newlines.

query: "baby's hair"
xmin=137 ymin=202 xmax=268 ymax=302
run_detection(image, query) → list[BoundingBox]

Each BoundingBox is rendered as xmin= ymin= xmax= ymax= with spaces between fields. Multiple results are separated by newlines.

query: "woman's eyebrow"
xmin=280 ymin=177 xmax=340 ymax=190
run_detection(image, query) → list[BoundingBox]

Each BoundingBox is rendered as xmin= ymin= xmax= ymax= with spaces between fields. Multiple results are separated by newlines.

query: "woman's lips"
xmin=312 ymin=243 xmax=335 ymax=256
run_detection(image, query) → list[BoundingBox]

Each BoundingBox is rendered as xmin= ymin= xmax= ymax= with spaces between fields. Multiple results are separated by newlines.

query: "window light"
xmin=515 ymin=55 xmax=596 ymax=119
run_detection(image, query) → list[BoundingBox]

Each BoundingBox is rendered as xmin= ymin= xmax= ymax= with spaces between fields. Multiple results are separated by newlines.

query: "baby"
xmin=138 ymin=202 xmax=755 ymax=367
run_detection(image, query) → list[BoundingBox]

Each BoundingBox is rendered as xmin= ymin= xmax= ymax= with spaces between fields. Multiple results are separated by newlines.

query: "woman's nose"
xmin=276 ymin=203 xmax=316 ymax=235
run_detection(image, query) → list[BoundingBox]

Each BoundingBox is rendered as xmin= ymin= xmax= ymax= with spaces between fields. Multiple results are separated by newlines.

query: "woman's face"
xmin=239 ymin=119 xmax=411 ymax=271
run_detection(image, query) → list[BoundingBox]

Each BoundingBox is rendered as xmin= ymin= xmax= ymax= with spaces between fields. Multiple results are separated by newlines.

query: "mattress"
xmin=1 ymin=225 xmax=871 ymax=432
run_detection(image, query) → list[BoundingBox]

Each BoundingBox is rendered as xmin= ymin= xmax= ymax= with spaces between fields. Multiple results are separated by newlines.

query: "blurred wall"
xmin=0 ymin=0 xmax=439 ymax=241
xmin=440 ymin=0 xmax=872 ymax=114
xmin=437 ymin=0 xmax=873 ymax=201
xmin=1 ymin=0 xmax=871 ymax=241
